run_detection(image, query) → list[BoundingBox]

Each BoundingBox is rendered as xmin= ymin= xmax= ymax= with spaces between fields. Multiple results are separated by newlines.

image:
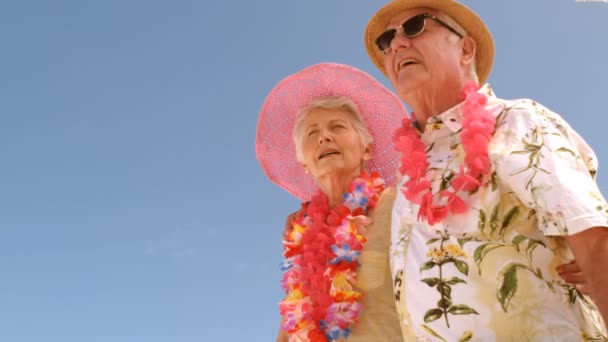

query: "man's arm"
xmin=566 ymin=226 xmax=608 ymax=326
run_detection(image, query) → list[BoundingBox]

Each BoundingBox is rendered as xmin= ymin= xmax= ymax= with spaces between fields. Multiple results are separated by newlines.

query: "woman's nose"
xmin=318 ymin=133 xmax=332 ymax=144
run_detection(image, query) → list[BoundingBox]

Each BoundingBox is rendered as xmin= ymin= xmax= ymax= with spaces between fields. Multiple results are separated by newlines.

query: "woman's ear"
xmin=363 ymin=144 xmax=373 ymax=161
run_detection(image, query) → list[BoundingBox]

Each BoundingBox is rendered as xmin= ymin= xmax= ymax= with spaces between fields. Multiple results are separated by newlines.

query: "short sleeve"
xmin=491 ymin=100 xmax=608 ymax=236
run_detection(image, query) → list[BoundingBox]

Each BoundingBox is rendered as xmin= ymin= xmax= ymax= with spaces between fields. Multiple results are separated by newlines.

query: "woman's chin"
xmin=312 ymin=165 xmax=362 ymax=181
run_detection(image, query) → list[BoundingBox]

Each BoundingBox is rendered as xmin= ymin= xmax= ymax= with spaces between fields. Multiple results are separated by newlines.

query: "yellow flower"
xmin=286 ymin=288 xmax=305 ymax=301
xmin=346 ymin=220 xmax=367 ymax=243
xmin=331 ymin=273 xmax=353 ymax=293
xmin=288 ymin=222 xmax=307 ymax=241
xmin=334 ymin=290 xmax=363 ymax=302
xmin=446 ymin=244 xmax=467 ymax=258
xmin=427 ymin=247 xmax=447 ymax=260
xmin=431 ymin=123 xmax=442 ymax=130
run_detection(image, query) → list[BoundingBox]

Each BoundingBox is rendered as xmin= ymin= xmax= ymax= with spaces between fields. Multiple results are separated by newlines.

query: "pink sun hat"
xmin=255 ymin=62 xmax=408 ymax=201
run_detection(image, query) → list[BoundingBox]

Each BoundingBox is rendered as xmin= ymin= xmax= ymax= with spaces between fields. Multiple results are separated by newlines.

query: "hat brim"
xmin=256 ymin=63 xmax=408 ymax=201
xmin=364 ymin=0 xmax=494 ymax=84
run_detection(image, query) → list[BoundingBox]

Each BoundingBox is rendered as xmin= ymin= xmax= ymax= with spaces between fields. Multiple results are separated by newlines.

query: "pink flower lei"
xmin=279 ymin=172 xmax=384 ymax=341
xmin=392 ymin=82 xmax=496 ymax=225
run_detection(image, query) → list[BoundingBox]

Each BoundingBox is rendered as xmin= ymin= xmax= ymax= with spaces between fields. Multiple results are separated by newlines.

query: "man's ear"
xmin=461 ymin=36 xmax=476 ymax=65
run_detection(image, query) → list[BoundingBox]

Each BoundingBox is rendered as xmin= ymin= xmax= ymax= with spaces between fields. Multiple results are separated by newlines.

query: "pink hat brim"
xmin=256 ymin=63 xmax=408 ymax=201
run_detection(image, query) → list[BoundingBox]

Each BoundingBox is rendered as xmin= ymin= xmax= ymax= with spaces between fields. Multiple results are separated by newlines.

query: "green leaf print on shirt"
xmin=497 ymin=263 xmax=528 ymax=311
xmin=421 ymin=232 xmax=479 ymax=328
xmin=473 ymin=233 xmax=567 ymax=312
xmin=499 ymin=206 xmax=520 ymax=235
xmin=510 ymin=126 xmax=551 ymax=190
xmin=421 ymin=324 xmax=447 ymax=342
xmin=473 ymin=242 xmax=506 ymax=275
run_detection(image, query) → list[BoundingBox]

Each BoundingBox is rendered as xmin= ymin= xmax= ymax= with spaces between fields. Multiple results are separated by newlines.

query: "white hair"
xmin=292 ymin=96 xmax=373 ymax=163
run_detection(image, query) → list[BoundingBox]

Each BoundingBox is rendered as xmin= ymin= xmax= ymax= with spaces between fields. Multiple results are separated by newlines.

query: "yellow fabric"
xmin=339 ymin=187 xmax=404 ymax=342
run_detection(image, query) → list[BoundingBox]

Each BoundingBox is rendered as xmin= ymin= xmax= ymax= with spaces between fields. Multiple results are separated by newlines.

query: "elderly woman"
xmin=256 ymin=63 xmax=406 ymax=341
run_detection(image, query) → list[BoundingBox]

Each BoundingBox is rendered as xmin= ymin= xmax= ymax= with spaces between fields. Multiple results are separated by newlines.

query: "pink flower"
xmin=325 ymin=301 xmax=363 ymax=327
xmin=392 ymin=81 xmax=495 ymax=227
xmin=465 ymin=154 xmax=491 ymax=177
xmin=440 ymin=190 xmax=469 ymax=214
xmin=419 ymin=192 xmax=449 ymax=225
xmin=451 ymin=166 xmax=480 ymax=192
xmin=279 ymin=172 xmax=382 ymax=338
xmin=461 ymin=133 xmax=492 ymax=155
xmin=402 ymin=178 xmax=431 ymax=203
xmin=462 ymin=81 xmax=479 ymax=96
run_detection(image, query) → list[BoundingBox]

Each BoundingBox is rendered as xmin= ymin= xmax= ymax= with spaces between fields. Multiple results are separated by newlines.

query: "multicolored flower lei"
xmin=279 ymin=172 xmax=384 ymax=341
xmin=392 ymin=81 xmax=496 ymax=225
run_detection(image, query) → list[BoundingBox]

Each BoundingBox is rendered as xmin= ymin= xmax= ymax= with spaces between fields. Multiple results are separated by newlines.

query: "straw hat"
xmin=256 ymin=63 xmax=408 ymax=201
xmin=364 ymin=0 xmax=494 ymax=83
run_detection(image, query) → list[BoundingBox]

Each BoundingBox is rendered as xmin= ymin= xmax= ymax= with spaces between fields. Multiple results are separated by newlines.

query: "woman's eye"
xmin=307 ymin=130 xmax=318 ymax=137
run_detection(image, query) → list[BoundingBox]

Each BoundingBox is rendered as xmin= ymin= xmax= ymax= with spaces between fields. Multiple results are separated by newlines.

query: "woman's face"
xmin=299 ymin=108 xmax=370 ymax=180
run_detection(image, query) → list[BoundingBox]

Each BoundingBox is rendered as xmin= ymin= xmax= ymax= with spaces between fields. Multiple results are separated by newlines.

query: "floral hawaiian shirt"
xmin=390 ymin=84 xmax=608 ymax=341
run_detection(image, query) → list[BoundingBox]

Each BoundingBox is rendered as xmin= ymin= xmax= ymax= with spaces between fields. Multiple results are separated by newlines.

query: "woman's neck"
xmin=316 ymin=169 xmax=361 ymax=207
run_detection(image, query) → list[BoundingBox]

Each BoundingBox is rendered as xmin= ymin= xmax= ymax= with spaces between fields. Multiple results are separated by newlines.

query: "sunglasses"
xmin=375 ymin=13 xmax=464 ymax=54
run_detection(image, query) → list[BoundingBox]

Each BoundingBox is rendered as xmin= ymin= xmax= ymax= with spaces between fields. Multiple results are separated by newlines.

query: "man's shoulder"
xmin=481 ymin=85 xmax=545 ymax=111
xmin=489 ymin=96 xmax=581 ymax=146
xmin=493 ymin=96 xmax=548 ymax=112
xmin=492 ymin=96 xmax=568 ymax=127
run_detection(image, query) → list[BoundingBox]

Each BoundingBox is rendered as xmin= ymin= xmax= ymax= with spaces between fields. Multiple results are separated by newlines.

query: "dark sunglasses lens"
xmin=376 ymin=29 xmax=396 ymax=51
xmin=403 ymin=15 xmax=425 ymax=37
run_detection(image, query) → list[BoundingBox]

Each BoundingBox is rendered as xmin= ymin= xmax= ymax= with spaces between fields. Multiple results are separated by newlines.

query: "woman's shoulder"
xmin=375 ymin=186 xmax=397 ymax=212
xmin=364 ymin=186 xmax=396 ymax=248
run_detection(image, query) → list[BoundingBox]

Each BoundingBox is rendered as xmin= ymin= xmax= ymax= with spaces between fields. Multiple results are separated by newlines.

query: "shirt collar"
xmin=424 ymin=84 xmax=497 ymax=133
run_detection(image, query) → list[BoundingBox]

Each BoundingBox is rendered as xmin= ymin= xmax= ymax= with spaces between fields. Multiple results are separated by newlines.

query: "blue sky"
xmin=0 ymin=0 xmax=606 ymax=341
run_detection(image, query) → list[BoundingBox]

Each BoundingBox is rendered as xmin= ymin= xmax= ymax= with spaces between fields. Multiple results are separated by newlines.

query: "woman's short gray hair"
xmin=292 ymin=96 xmax=373 ymax=163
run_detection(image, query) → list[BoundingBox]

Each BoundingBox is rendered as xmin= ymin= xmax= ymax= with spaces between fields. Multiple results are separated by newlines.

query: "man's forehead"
xmin=387 ymin=7 xmax=438 ymax=27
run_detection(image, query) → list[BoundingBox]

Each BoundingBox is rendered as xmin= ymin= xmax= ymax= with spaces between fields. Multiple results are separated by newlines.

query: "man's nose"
xmin=390 ymin=27 xmax=412 ymax=51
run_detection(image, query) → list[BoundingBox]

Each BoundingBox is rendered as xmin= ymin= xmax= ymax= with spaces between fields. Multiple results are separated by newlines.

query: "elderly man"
xmin=364 ymin=0 xmax=608 ymax=340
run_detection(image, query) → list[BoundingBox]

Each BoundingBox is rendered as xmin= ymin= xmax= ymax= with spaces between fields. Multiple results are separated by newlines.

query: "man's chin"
xmin=396 ymin=77 xmax=428 ymax=98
